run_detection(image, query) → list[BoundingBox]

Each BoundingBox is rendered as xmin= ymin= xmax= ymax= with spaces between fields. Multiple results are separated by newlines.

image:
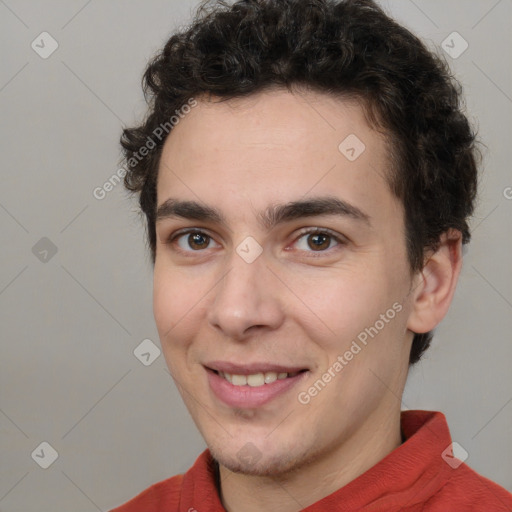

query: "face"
xmin=153 ymin=88 xmax=416 ymax=477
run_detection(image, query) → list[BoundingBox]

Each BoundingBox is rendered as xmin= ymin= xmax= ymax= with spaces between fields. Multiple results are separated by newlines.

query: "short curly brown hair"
xmin=120 ymin=0 xmax=479 ymax=365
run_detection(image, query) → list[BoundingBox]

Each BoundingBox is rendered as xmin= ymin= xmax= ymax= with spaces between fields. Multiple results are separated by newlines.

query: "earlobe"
xmin=406 ymin=229 xmax=463 ymax=334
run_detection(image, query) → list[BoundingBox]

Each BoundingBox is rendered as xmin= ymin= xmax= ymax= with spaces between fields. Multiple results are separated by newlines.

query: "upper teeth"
xmin=220 ymin=371 xmax=293 ymax=387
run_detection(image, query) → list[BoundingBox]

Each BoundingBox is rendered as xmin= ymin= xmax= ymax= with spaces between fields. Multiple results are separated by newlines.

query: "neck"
xmin=218 ymin=406 xmax=403 ymax=512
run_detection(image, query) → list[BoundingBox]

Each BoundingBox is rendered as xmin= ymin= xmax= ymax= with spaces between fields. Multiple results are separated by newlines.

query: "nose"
xmin=207 ymin=252 xmax=285 ymax=340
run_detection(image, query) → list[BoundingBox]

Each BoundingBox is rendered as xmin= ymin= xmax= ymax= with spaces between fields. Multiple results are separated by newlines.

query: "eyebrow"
xmin=155 ymin=196 xmax=371 ymax=230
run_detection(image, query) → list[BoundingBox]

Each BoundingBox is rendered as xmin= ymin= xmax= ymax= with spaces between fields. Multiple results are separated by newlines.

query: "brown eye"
xmin=307 ymin=233 xmax=331 ymax=251
xmin=170 ymin=230 xmax=217 ymax=252
xmin=187 ymin=232 xmax=211 ymax=250
xmin=294 ymin=230 xmax=341 ymax=253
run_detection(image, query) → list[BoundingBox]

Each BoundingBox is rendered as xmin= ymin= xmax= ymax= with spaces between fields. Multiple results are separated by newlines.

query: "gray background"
xmin=0 ymin=0 xmax=511 ymax=510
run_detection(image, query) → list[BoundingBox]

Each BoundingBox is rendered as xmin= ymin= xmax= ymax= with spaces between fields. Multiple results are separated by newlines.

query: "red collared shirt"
xmin=111 ymin=410 xmax=512 ymax=511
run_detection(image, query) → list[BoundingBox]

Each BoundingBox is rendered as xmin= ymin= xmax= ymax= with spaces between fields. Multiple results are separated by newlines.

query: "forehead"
xmin=161 ymin=88 xmax=382 ymax=159
xmin=156 ymin=88 xmax=399 ymax=230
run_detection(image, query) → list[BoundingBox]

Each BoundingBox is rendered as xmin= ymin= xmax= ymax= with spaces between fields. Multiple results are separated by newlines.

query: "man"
xmin=111 ymin=0 xmax=512 ymax=510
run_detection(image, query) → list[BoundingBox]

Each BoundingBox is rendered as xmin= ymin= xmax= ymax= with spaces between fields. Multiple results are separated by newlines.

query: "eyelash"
xmin=165 ymin=227 xmax=346 ymax=257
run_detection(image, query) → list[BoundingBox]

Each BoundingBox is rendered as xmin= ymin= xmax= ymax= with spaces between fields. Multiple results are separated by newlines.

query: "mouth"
xmin=211 ymin=369 xmax=306 ymax=387
xmin=204 ymin=363 xmax=309 ymax=408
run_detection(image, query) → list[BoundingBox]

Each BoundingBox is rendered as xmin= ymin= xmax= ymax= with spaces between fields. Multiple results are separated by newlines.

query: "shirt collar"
xmin=179 ymin=410 xmax=453 ymax=511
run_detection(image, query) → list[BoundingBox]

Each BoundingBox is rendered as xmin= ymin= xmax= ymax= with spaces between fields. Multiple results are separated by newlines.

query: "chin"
xmin=209 ymin=439 xmax=317 ymax=477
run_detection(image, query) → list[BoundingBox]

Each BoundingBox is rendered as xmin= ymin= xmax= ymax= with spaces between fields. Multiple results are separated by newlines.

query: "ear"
xmin=406 ymin=229 xmax=463 ymax=334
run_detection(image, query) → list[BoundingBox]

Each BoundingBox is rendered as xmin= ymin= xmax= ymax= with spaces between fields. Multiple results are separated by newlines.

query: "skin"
xmin=153 ymin=88 xmax=462 ymax=511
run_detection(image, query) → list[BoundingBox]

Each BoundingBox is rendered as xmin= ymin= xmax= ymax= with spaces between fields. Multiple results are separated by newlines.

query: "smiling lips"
xmin=205 ymin=363 xmax=309 ymax=408
xmin=219 ymin=370 xmax=299 ymax=386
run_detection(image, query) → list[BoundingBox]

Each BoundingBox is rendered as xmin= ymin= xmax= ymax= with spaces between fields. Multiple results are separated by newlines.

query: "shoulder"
xmin=425 ymin=462 xmax=512 ymax=511
xmin=108 ymin=449 xmax=217 ymax=512
xmin=109 ymin=474 xmax=184 ymax=512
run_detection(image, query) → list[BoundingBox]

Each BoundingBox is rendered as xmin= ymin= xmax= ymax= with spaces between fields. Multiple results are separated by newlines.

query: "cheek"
xmin=153 ymin=268 xmax=209 ymax=382
xmin=290 ymin=260 xmax=410 ymax=384
xmin=292 ymin=268 xmax=388 ymax=345
xmin=152 ymin=266 xmax=205 ymax=346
